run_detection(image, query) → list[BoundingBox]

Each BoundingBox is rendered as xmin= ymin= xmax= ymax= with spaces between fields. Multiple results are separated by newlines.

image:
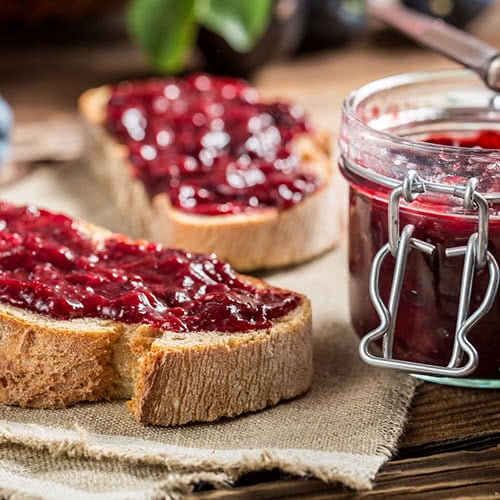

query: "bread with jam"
xmin=0 ymin=202 xmax=312 ymax=426
xmin=79 ymin=74 xmax=340 ymax=271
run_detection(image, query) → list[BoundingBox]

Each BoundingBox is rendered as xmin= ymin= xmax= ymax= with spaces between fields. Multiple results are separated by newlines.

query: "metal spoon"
xmin=366 ymin=0 xmax=500 ymax=92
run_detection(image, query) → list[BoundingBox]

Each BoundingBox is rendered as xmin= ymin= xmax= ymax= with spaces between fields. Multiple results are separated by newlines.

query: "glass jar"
xmin=338 ymin=69 xmax=500 ymax=388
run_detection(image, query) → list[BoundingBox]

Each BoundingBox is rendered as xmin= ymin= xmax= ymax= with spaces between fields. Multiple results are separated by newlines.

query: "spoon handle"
xmin=367 ymin=1 xmax=500 ymax=92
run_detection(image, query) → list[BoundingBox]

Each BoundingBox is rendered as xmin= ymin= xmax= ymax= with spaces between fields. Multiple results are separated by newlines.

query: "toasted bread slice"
xmin=0 ymin=213 xmax=312 ymax=426
xmin=79 ymin=84 xmax=340 ymax=271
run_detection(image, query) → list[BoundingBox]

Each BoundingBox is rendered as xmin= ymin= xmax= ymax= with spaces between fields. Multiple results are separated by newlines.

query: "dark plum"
xmin=197 ymin=0 xmax=307 ymax=76
xmin=402 ymin=0 xmax=493 ymax=28
xmin=302 ymin=0 xmax=366 ymax=49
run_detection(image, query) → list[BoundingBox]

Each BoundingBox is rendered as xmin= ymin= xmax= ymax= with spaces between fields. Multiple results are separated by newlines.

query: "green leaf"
xmin=195 ymin=0 xmax=272 ymax=52
xmin=340 ymin=0 xmax=365 ymax=16
xmin=127 ymin=0 xmax=198 ymax=73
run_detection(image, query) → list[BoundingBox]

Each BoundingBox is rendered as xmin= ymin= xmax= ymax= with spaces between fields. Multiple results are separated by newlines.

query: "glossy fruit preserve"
xmin=0 ymin=203 xmax=300 ymax=332
xmin=347 ymin=131 xmax=500 ymax=379
xmin=105 ymin=73 xmax=321 ymax=215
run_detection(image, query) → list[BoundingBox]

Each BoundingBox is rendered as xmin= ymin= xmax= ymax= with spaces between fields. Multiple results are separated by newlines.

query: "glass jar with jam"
xmin=338 ymin=69 xmax=500 ymax=388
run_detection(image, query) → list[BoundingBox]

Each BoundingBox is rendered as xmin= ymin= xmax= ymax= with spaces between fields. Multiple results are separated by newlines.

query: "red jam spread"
xmin=105 ymin=73 xmax=321 ymax=215
xmin=424 ymin=130 xmax=500 ymax=149
xmin=0 ymin=202 xmax=300 ymax=332
xmin=347 ymin=131 xmax=500 ymax=379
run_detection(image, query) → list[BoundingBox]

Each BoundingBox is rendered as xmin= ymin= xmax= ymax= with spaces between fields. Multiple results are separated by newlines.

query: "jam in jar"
xmin=339 ymin=69 xmax=500 ymax=387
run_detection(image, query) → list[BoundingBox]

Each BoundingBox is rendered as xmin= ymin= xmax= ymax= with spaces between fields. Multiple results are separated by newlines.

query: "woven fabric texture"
xmin=0 ymin=164 xmax=417 ymax=498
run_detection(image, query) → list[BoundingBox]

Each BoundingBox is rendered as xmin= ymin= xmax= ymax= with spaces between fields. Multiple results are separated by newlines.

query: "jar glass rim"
xmin=342 ymin=68 xmax=500 ymax=156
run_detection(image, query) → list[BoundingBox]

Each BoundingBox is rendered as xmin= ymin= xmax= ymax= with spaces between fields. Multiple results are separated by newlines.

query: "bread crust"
xmin=78 ymin=85 xmax=341 ymax=271
xmin=130 ymin=299 xmax=312 ymax=426
xmin=0 ymin=221 xmax=313 ymax=425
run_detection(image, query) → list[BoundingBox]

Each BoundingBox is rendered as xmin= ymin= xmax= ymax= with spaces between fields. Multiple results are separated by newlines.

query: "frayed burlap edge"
xmin=0 ymin=487 xmax=39 ymax=500
xmin=0 ymin=362 xmax=418 ymax=496
xmin=0 ymin=470 xmax=233 ymax=500
xmin=0 ymin=420 xmax=389 ymax=491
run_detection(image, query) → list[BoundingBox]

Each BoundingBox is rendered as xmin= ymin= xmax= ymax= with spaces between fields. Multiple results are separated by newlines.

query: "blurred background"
xmin=0 ymin=0 xmax=498 ymax=172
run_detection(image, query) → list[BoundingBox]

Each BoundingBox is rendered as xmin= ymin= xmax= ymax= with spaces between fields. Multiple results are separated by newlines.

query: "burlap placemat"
xmin=0 ymin=163 xmax=418 ymax=499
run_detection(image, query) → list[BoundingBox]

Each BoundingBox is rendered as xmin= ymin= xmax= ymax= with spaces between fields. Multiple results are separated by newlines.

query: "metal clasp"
xmin=359 ymin=171 xmax=500 ymax=377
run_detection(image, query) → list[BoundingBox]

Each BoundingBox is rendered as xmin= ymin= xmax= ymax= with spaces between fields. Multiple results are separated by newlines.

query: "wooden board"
xmin=190 ymin=447 xmax=500 ymax=499
xmin=188 ymin=384 xmax=500 ymax=499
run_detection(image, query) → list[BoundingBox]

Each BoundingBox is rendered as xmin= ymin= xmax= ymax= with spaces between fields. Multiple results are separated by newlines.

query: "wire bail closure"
xmin=359 ymin=170 xmax=500 ymax=377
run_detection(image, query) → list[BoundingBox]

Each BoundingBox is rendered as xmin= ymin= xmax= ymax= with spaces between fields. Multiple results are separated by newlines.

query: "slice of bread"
xmin=0 ymin=212 xmax=312 ymax=426
xmin=78 ymin=83 xmax=341 ymax=271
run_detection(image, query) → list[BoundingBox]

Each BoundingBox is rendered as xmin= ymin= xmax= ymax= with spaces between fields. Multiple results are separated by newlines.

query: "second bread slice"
xmin=79 ymin=74 xmax=341 ymax=271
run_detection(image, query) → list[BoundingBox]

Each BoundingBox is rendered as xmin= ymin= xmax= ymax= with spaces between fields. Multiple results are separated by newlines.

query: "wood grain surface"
xmin=0 ymin=4 xmax=499 ymax=498
xmin=190 ymin=447 xmax=500 ymax=499
xmin=185 ymin=383 xmax=500 ymax=499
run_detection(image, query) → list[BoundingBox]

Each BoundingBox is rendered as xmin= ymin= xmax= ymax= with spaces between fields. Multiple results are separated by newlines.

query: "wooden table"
xmin=189 ymin=384 xmax=500 ymax=498
xmin=1 ymin=7 xmax=499 ymax=498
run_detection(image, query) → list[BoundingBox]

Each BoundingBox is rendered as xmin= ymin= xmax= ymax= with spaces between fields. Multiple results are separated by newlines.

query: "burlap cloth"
xmin=0 ymin=163 xmax=418 ymax=499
